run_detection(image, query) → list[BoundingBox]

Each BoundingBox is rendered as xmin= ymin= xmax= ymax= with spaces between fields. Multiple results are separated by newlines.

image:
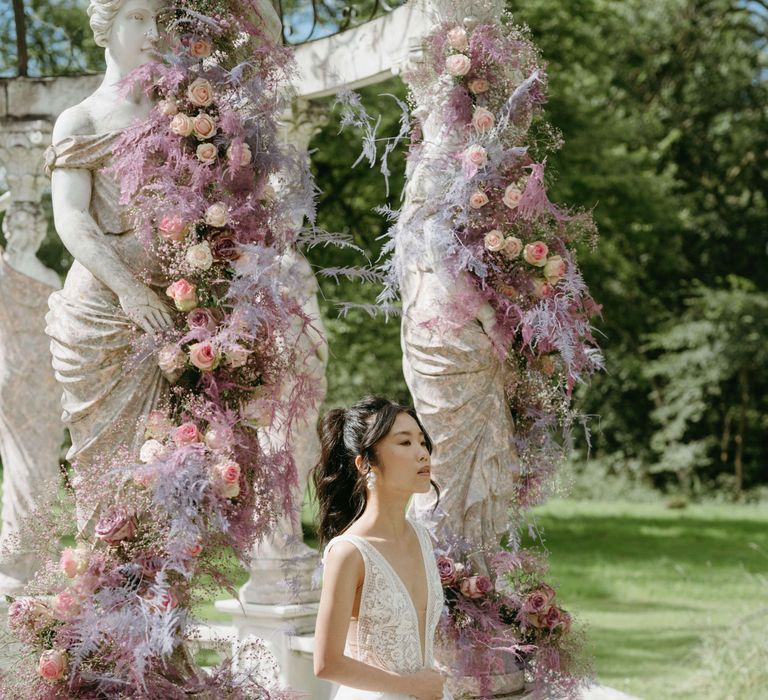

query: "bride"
xmin=312 ymin=396 xmax=450 ymax=700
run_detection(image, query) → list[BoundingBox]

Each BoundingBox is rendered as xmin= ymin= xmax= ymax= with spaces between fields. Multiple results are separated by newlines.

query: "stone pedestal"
xmin=215 ymin=599 xmax=333 ymax=699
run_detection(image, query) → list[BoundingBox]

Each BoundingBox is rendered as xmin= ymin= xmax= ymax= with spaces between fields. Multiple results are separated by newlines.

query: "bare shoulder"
xmin=324 ymin=539 xmax=364 ymax=578
xmin=52 ymin=103 xmax=95 ymax=143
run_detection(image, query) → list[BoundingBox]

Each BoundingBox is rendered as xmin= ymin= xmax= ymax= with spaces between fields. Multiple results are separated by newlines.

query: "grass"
xmin=521 ymin=499 xmax=768 ymax=700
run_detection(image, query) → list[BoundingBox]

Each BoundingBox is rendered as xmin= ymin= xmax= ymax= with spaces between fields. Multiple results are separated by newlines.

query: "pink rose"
xmin=173 ymin=422 xmax=201 ymax=446
xmin=210 ymin=235 xmax=240 ymax=261
xmin=187 ymin=78 xmax=214 ymax=107
xmin=157 ymin=343 xmax=186 ymax=373
xmin=464 ymin=144 xmax=487 ymax=168
xmin=196 ymin=142 xmax=217 ymax=164
xmin=170 ymin=113 xmax=193 ymax=137
xmin=159 ymin=99 xmax=178 ymax=117
xmin=205 ymin=202 xmax=229 ymax=228
xmin=483 ymin=230 xmax=505 ymax=252
xmin=95 ymin=508 xmax=135 ymax=544
xmin=193 ymin=112 xmax=217 ymax=140
xmin=436 ymin=556 xmax=457 ymax=585
xmin=188 ymin=341 xmax=219 ymax=371
xmin=158 ymin=214 xmax=187 ymax=242
xmin=503 ymin=236 xmax=523 ymax=258
xmin=446 ymin=54 xmax=471 ymax=77
xmin=212 ymin=460 xmax=241 ymax=499
xmin=468 ymin=191 xmax=489 ymax=209
xmin=166 ymin=278 xmax=198 ymax=311
xmin=8 ymin=598 xmax=51 ymax=642
xmin=468 ymin=78 xmax=490 ymax=94
xmin=472 ymin=107 xmax=495 ymax=133
xmin=503 ymin=184 xmax=524 ymax=209
xmin=543 ymin=255 xmax=566 ymax=284
xmin=52 ymin=590 xmax=81 ymax=621
xmin=523 ymin=241 xmax=549 ymax=267
xmin=447 ymin=26 xmax=469 ymax=51
xmin=187 ymin=307 xmax=217 ymax=332
xmin=38 ymin=649 xmax=67 ymax=681
xmin=204 ymin=424 xmax=233 ymax=450
xmin=185 ymin=241 xmax=213 ymax=270
xmin=145 ymin=410 xmax=172 ymax=439
xmin=522 ymin=585 xmax=556 ymax=617
xmin=227 ymin=142 xmax=252 ymax=167
xmin=60 ymin=547 xmax=88 ymax=578
xmin=139 ymin=438 xmax=167 ymax=464
xmin=226 ymin=346 xmax=250 ymax=368
xmin=460 ymin=575 xmax=492 ymax=599
xmin=189 ymin=38 xmax=212 ymax=58
xmin=533 ymin=279 xmax=555 ymax=299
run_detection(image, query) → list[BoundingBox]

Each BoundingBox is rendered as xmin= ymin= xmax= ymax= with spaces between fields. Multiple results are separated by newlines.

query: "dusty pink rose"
xmin=185 ymin=241 xmax=213 ymax=270
xmin=227 ymin=142 xmax=252 ymax=167
xmin=522 ymin=585 xmax=556 ymax=617
xmin=503 ymin=236 xmax=523 ymax=258
xmin=483 ymin=230 xmax=505 ymax=252
xmin=192 ymin=112 xmax=217 ymax=140
xmin=158 ymin=215 xmax=186 ymax=242
xmin=157 ymin=344 xmax=186 ymax=373
xmin=172 ymin=422 xmax=201 ymax=446
xmin=447 ymin=26 xmax=469 ymax=51
xmin=436 ymin=556 xmax=457 ymax=585
xmin=460 ymin=575 xmax=492 ymax=599
xmin=166 ymin=278 xmax=198 ymax=311
xmin=464 ymin=144 xmax=487 ymax=168
xmin=95 ymin=508 xmax=135 ymax=544
xmin=38 ymin=649 xmax=67 ymax=681
xmin=52 ymin=590 xmax=81 ymax=621
xmin=210 ymin=235 xmax=240 ymax=261
xmin=139 ymin=438 xmax=167 ymax=464
xmin=196 ymin=142 xmax=217 ymax=164
xmin=188 ymin=341 xmax=219 ymax=371
xmin=524 ymin=241 xmax=549 ymax=267
xmin=468 ymin=191 xmax=489 ymax=209
xmin=472 ymin=107 xmax=495 ymax=133
xmin=213 ymin=460 xmax=241 ymax=499
xmin=170 ymin=113 xmax=193 ymax=137
xmin=159 ymin=99 xmax=178 ymax=117
xmin=204 ymin=424 xmax=233 ymax=450
xmin=533 ymin=279 xmax=555 ymax=299
xmin=189 ymin=38 xmax=212 ymax=58
xmin=145 ymin=410 xmax=172 ymax=439
xmin=205 ymin=202 xmax=229 ymax=228
xmin=226 ymin=346 xmax=250 ymax=368
xmin=187 ymin=307 xmax=217 ymax=332
xmin=503 ymin=183 xmax=524 ymax=209
xmin=468 ymin=78 xmax=490 ymax=94
xmin=60 ymin=547 xmax=88 ymax=578
xmin=187 ymin=78 xmax=214 ymax=107
xmin=543 ymin=255 xmax=566 ymax=284
xmin=446 ymin=54 xmax=471 ymax=76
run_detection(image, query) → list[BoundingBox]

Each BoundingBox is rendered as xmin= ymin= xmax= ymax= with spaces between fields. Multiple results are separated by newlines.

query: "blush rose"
xmin=166 ymin=278 xmax=198 ymax=311
xmin=187 ymin=78 xmax=214 ymax=107
xmin=38 ymin=649 xmax=67 ymax=681
xmin=446 ymin=54 xmax=471 ymax=76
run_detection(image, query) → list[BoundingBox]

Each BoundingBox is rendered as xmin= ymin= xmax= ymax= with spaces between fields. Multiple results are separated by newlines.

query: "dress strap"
xmin=321 ymin=533 xmax=372 ymax=566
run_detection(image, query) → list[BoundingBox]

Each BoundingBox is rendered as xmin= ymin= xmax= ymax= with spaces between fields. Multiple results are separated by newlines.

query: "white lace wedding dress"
xmin=323 ymin=518 xmax=452 ymax=699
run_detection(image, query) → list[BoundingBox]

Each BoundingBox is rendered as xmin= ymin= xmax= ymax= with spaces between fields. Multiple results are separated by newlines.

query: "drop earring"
xmin=365 ymin=468 xmax=376 ymax=490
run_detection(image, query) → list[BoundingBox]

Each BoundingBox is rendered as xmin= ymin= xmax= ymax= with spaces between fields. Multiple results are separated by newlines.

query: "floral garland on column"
xmin=388 ymin=6 xmax=602 ymax=698
xmin=2 ymin=1 xmax=320 ymax=698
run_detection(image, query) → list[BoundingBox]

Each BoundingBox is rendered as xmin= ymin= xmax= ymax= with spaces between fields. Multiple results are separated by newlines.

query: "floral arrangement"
xmin=1 ymin=1 xmax=320 ymax=698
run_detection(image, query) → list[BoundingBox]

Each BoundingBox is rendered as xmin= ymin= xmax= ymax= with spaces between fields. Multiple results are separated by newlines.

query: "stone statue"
xmin=0 ymin=201 xmax=63 ymax=595
xmin=44 ymin=0 xmax=174 ymax=531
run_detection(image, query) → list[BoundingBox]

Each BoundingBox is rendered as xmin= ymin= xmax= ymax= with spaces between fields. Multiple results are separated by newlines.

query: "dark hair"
xmin=311 ymin=395 xmax=439 ymax=546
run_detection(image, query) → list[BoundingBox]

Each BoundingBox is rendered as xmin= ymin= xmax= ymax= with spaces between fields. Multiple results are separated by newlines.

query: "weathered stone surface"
xmin=2 ymin=76 xmax=101 ymax=120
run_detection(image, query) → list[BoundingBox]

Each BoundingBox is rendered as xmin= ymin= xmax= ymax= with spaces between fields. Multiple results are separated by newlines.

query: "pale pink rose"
xmin=170 ymin=113 xmax=193 ymax=137
xmin=132 ymin=466 xmax=158 ymax=488
xmin=204 ymin=424 xmax=233 ymax=450
xmin=436 ymin=556 xmax=457 ymax=585
xmin=196 ymin=142 xmax=217 ymax=164
xmin=173 ymin=422 xmax=201 ymax=446
xmin=213 ymin=460 xmax=241 ymax=499
xmin=139 ymin=438 xmax=167 ymax=464
xmin=95 ymin=508 xmax=135 ymax=544
xmin=145 ymin=410 xmax=173 ymax=439
xmin=187 ymin=78 xmax=214 ymax=107
xmin=227 ymin=142 xmax=252 ymax=167
xmin=192 ymin=112 xmax=217 ymax=140
xmin=533 ymin=279 xmax=555 ymax=299
xmin=158 ymin=215 xmax=187 ymax=242
xmin=503 ymin=236 xmax=523 ymax=258
xmin=468 ymin=78 xmax=490 ymax=94
xmin=159 ymin=99 xmax=178 ymax=117
xmin=464 ymin=144 xmax=487 ymax=168
xmin=157 ymin=344 xmax=186 ymax=373
xmin=166 ymin=278 xmax=198 ymax=311
xmin=468 ymin=191 xmax=489 ymax=209
xmin=189 ymin=38 xmax=212 ymax=58
xmin=446 ymin=54 xmax=472 ymax=77
xmin=543 ymin=255 xmax=566 ymax=284
xmin=187 ymin=308 xmax=217 ymax=332
xmin=226 ymin=346 xmax=250 ymax=368
xmin=523 ymin=241 xmax=549 ymax=267
xmin=446 ymin=26 xmax=469 ymax=51
xmin=52 ymin=590 xmax=80 ymax=621
xmin=60 ymin=547 xmax=88 ymax=578
xmin=459 ymin=575 xmax=492 ymax=599
xmin=205 ymin=202 xmax=229 ymax=227
xmin=472 ymin=107 xmax=495 ymax=133
xmin=483 ymin=230 xmax=505 ymax=252
xmin=38 ymin=649 xmax=67 ymax=681
xmin=241 ymin=398 xmax=273 ymax=427
xmin=503 ymin=183 xmax=524 ymax=209
xmin=185 ymin=241 xmax=213 ymax=271
xmin=189 ymin=341 xmax=219 ymax=371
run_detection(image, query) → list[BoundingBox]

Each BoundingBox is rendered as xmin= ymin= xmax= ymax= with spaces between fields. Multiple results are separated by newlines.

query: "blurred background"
xmin=1 ymin=1 xmax=766 ymax=698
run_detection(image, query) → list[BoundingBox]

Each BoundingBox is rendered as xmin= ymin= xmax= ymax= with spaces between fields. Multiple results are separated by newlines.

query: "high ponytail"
xmin=311 ymin=395 xmax=438 ymax=546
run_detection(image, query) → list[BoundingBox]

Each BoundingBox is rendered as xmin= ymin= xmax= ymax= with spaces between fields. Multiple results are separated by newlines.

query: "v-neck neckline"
xmin=356 ymin=519 xmax=430 ymax=667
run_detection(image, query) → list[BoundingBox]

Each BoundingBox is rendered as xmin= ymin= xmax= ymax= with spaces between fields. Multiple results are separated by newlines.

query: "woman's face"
xmin=370 ymin=412 xmax=432 ymax=495
xmin=108 ymin=0 xmax=160 ymax=73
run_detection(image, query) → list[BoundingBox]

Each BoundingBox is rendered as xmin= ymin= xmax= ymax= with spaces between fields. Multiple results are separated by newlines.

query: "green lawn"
xmin=522 ymin=499 xmax=768 ymax=700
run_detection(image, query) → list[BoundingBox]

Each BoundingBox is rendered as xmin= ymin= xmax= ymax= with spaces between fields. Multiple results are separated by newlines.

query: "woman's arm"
xmin=50 ymin=108 xmax=173 ymax=333
xmin=314 ymin=541 xmax=445 ymax=699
